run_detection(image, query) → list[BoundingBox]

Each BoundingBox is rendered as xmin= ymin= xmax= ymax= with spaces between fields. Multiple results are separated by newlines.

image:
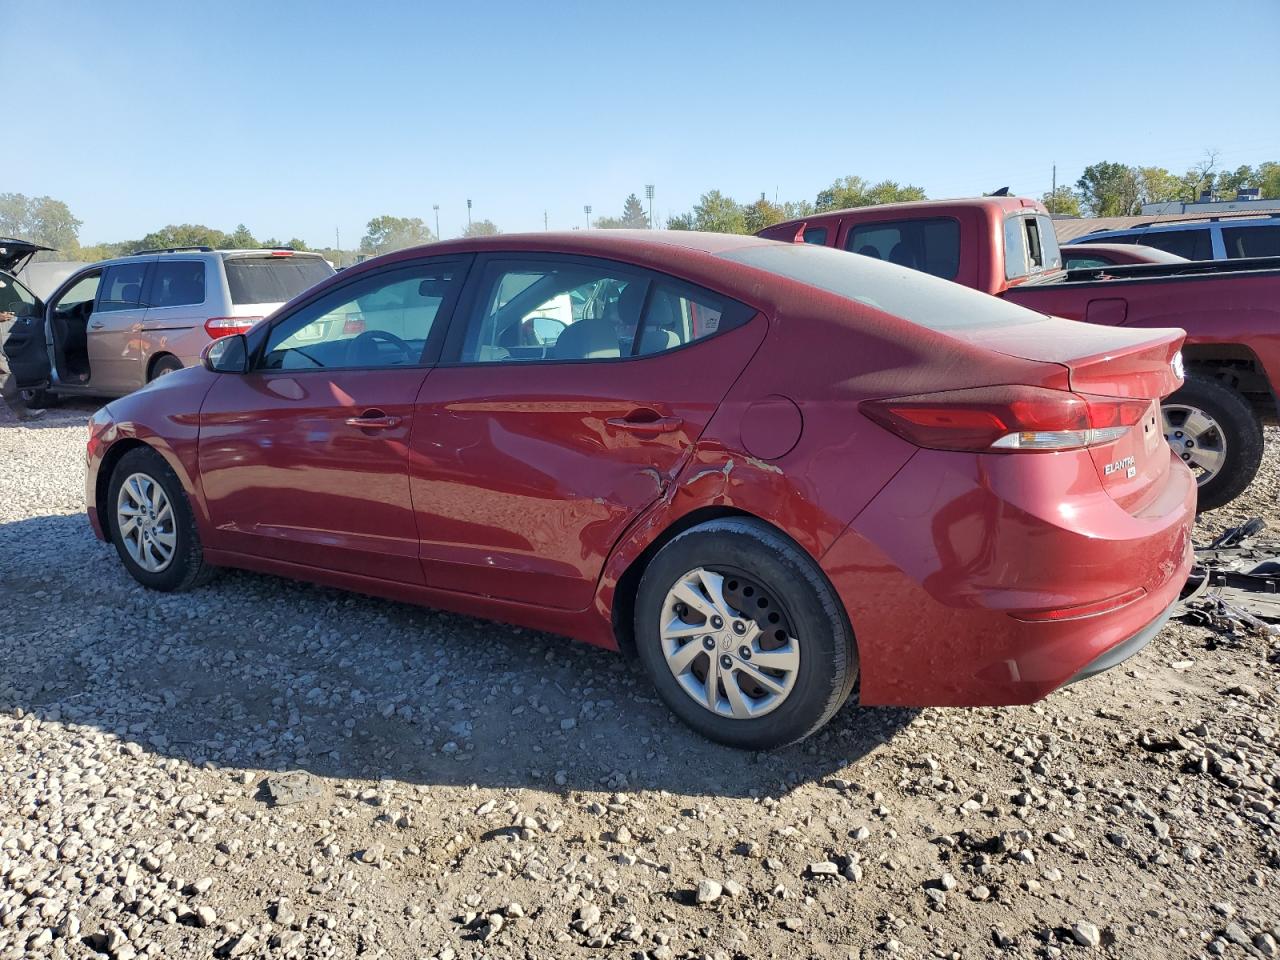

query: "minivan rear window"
xmin=1222 ymin=225 xmax=1280 ymax=259
xmin=721 ymin=242 xmax=1039 ymax=330
xmin=224 ymin=256 xmax=333 ymax=305
xmin=1137 ymin=229 xmax=1213 ymax=261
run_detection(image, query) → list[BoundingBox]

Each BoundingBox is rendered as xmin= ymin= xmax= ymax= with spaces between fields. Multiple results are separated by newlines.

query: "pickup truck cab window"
xmin=844 ymin=218 xmax=960 ymax=280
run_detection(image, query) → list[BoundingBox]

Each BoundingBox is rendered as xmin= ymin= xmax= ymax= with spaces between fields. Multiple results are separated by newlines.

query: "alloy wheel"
xmin=116 ymin=472 xmax=177 ymax=573
xmin=1163 ymin=403 xmax=1227 ymax=486
xmin=659 ymin=567 xmax=800 ymax=720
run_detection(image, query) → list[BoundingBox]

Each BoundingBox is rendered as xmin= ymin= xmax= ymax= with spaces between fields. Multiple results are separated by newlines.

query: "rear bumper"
xmin=1065 ymin=595 xmax=1177 ymax=686
xmin=822 ymin=446 xmax=1196 ymax=707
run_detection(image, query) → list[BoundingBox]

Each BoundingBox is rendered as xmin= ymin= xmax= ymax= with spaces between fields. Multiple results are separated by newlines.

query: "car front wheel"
xmin=635 ymin=518 xmax=857 ymax=749
xmin=107 ymin=447 xmax=216 ymax=591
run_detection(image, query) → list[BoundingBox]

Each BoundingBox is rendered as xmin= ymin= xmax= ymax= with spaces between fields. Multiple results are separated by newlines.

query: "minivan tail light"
xmin=861 ymin=386 xmax=1150 ymax=453
xmin=204 ymin=316 xmax=261 ymax=339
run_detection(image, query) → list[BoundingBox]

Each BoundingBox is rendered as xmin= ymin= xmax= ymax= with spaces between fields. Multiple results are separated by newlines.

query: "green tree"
xmin=814 ymin=176 xmax=925 ymax=212
xmin=1041 ymin=185 xmax=1081 ymax=217
xmin=690 ymin=190 xmax=746 ymax=234
xmin=0 ymin=193 xmax=83 ymax=254
xmin=462 ymin=219 xmax=500 ymax=238
xmin=1135 ymin=166 xmax=1183 ymax=208
xmin=137 ymin=224 xmax=233 ymax=251
xmin=1258 ymin=162 xmax=1280 ymax=199
xmin=665 ymin=213 xmax=695 ymax=230
xmin=782 ymin=200 xmax=815 ymax=220
xmin=1215 ymin=164 xmax=1258 ymax=199
xmin=1075 ymin=162 xmax=1140 ymax=216
xmin=620 ymin=193 xmax=649 ymax=229
xmin=286 ymin=237 xmax=310 ymax=251
xmin=742 ymin=195 xmax=788 ymax=234
xmin=360 ymin=215 xmax=435 ymax=254
xmin=227 ymin=223 xmax=258 ymax=249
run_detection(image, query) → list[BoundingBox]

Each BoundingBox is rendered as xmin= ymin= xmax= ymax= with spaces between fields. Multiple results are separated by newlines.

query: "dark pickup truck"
xmin=760 ymin=197 xmax=1280 ymax=510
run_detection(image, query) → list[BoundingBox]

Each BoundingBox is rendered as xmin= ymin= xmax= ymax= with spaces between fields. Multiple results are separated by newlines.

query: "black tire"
xmin=1165 ymin=374 xmax=1263 ymax=513
xmin=19 ymin=386 xmax=59 ymax=408
xmin=148 ymin=355 xmax=183 ymax=380
xmin=106 ymin=446 xmax=216 ymax=591
xmin=635 ymin=518 xmax=857 ymax=749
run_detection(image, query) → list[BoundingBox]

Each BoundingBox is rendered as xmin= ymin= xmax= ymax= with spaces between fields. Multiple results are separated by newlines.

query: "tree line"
xmin=4 ymin=156 xmax=1277 ymax=266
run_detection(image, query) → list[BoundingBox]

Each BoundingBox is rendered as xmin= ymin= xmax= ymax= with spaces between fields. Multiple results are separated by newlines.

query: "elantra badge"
xmin=1105 ymin=456 xmax=1137 ymax=478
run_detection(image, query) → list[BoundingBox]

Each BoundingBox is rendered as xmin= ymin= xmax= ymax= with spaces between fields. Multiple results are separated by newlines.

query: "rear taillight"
xmin=861 ymin=386 xmax=1151 ymax=453
xmin=204 ymin=316 xmax=261 ymax=339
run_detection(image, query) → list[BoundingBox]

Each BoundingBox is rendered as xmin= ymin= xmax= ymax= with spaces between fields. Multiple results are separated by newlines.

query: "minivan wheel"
xmin=20 ymin=386 xmax=58 ymax=408
xmin=1163 ymin=374 xmax=1263 ymax=512
xmin=148 ymin=355 xmax=183 ymax=380
xmin=107 ymin=447 xmax=216 ymax=591
xmin=635 ymin=518 xmax=857 ymax=749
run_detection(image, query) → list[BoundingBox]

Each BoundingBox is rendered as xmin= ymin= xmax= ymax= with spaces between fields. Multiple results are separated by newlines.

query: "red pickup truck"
xmin=759 ymin=197 xmax=1280 ymax=510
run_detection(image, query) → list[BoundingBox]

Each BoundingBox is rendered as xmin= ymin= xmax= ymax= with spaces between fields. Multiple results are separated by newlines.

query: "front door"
xmin=411 ymin=255 xmax=765 ymax=610
xmin=198 ymin=259 xmax=468 ymax=583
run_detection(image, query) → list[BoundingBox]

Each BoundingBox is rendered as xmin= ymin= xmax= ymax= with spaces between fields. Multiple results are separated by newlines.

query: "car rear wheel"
xmin=148 ymin=355 xmax=183 ymax=380
xmin=1163 ymin=374 xmax=1263 ymax=512
xmin=635 ymin=518 xmax=857 ymax=749
xmin=107 ymin=447 xmax=216 ymax=591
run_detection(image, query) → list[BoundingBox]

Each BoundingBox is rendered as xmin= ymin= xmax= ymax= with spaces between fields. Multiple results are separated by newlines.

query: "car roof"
xmin=763 ymin=196 xmax=1045 ymax=236
xmin=80 ymin=248 xmax=328 ymax=270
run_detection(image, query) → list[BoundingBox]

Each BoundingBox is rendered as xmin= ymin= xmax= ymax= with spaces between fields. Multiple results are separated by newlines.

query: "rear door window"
xmin=224 ymin=256 xmax=333 ymax=305
xmin=1137 ymin=229 xmax=1213 ymax=261
xmin=801 ymin=226 xmax=828 ymax=245
xmin=1222 ymin=225 xmax=1280 ymax=259
xmin=150 ymin=261 xmax=206 ymax=307
xmin=97 ymin=262 xmax=150 ymax=312
xmin=845 ymin=218 xmax=960 ymax=279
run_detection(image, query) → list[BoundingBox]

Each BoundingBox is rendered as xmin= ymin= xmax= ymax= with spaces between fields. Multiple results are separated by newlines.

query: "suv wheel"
xmin=635 ymin=518 xmax=857 ymax=749
xmin=1163 ymin=375 xmax=1263 ymax=512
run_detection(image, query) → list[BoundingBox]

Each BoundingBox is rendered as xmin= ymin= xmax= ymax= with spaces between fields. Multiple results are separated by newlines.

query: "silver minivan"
xmin=3 ymin=245 xmax=334 ymax=404
xmin=1064 ymin=214 xmax=1280 ymax=261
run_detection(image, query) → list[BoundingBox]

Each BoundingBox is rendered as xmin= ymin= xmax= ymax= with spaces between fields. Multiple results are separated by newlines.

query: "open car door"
xmin=1 ymin=241 xmax=53 ymax=389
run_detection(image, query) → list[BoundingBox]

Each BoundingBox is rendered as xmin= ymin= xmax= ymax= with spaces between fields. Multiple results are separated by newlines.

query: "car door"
xmin=197 ymin=258 xmax=469 ymax=583
xmin=410 ymin=254 xmax=766 ymax=610
xmin=140 ymin=258 xmax=209 ymax=368
xmin=89 ymin=259 xmax=155 ymax=393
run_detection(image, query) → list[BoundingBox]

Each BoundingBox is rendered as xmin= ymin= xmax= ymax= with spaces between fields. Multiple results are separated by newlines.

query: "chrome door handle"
xmin=345 ymin=414 xmax=402 ymax=430
xmin=606 ymin=414 xmax=684 ymax=436
xmin=89 ymin=321 xmax=106 ymax=329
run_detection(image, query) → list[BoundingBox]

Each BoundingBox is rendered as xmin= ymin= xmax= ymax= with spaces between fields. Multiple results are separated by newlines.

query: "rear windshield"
xmin=224 ymin=256 xmax=333 ymax=305
xmin=720 ymin=242 xmax=1040 ymax=330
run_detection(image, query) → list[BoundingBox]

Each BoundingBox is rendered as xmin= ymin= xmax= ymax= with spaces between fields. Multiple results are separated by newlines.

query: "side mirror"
xmin=202 ymin=334 xmax=249 ymax=373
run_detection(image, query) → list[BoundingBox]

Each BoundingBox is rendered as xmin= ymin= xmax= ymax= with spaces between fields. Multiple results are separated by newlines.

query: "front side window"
xmin=151 ymin=261 xmax=206 ymax=307
xmin=54 ymin=273 xmax=101 ymax=316
xmin=97 ymin=262 xmax=149 ymax=312
xmin=259 ymin=262 xmax=461 ymax=370
xmin=845 ymin=218 xmax=960 ymax=279
xmin=1222 ymin=225 xmax=1280 ymax=259
xmin=457 ymin=259 xmax=755 ymax=364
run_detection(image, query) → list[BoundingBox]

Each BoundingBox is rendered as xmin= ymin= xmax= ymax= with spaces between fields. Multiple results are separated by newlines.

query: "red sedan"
xmin=84 ymin=232 xmax=1195 ymax=748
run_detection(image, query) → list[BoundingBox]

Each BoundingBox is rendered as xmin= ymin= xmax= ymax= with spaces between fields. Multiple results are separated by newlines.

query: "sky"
xmin=4 ymin=0 xmax=1279 ymax=248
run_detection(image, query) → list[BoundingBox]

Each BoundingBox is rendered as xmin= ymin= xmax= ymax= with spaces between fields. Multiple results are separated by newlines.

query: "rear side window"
xmin=1138 ymin=229 xmax=1213 ymax=261
xmin=720 ymin=242 xmax=1041 ymax=331
xmin=845 ymin=218 xmax=960 ymax=279
xmin=150 ymin=261 xmax=206 ymax=307
xmin=1063 ymin=255 xmax=1112 ymax=270
xmin=1222 ymin=225 xmax=1280 ymax=259
xmin=801 ymin=227 xmax=828 ymax=245
xmin=634 ymin=278 xmax=752 ymax=357
xmin=97 ymin=262 xmax=149 ymax=312
xmin=225 ymin=256 xmax=333 ymax=305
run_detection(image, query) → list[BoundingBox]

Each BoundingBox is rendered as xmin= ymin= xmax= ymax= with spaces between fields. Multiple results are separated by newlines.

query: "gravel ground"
xmin=1 ymin=401 xmax=1278 ymax=960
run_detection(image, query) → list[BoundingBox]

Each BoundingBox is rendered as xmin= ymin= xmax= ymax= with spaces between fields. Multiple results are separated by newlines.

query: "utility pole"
xmin=584 ymin=205 xmax=592 ymax=230
xmin=645 ymin=184 xmax=655 ymax=228
xmin=1050 ymin=165 xmax=1057 ymax=215
xmin=335 ymin=227 xmax=340 ymax=267
xmin=466 ymin=199 xmax=472 ymax=231
xmin=544 ymin=210 xmax=548 ymax=231
xmin=433 ymin=204 xmax=440 ymax=240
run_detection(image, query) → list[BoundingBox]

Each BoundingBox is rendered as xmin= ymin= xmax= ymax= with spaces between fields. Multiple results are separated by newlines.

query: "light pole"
xmin=645 ymin=184 xmax=655 ymax=228
xmin=584 ymin=204 xmax=592 ymax=230
xmin=466 ymin=199 xmax=472 ymax=231
xmin=433 ymin=204 xmax=440 ymax=239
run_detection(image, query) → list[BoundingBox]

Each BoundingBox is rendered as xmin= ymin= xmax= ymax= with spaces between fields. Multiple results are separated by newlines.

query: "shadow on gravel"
xmin=0 ymin=399 xmax=103 ymax=430
xmin=0 ymin=513 xmax=917 ymax=800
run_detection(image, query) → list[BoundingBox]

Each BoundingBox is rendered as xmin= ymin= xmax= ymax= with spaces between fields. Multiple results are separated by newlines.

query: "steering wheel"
xmin=347 ymin=329 xmax=416 ymax=365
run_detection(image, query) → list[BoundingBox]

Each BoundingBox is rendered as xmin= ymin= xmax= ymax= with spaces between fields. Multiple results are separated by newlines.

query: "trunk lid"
xmin=0 ymin=239 xmax=54 ymax=274
xmin=950 ymin=314 xmax=1184 ymax=511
